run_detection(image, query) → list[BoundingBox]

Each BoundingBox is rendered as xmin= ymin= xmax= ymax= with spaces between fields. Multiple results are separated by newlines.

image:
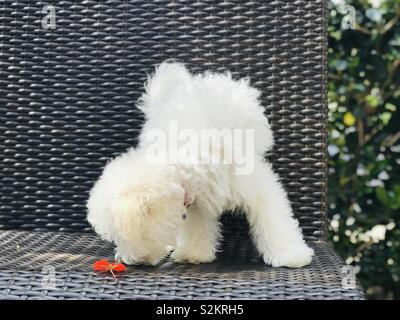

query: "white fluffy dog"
xmin=87 ymin=62 xmax=314 ymax=268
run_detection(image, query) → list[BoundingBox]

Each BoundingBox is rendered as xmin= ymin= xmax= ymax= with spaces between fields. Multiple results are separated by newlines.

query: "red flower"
xmin=93 ymin=259 xmax=126 ymax=282
xmin=110 ymin=262 xmax=126 ymax=272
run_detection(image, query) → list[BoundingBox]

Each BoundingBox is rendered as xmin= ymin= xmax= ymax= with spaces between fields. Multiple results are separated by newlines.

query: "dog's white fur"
xmin=87 ymin=62 xmax=314 ymax=268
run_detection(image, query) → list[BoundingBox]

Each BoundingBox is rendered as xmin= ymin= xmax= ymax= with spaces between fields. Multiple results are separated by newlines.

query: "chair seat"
xmin=0 ymin=230 xmax=364 ymax=300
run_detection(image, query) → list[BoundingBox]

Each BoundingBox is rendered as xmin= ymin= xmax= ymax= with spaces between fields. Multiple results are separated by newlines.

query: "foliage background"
xmin=328 ymin=0 xmax=400 ymax=299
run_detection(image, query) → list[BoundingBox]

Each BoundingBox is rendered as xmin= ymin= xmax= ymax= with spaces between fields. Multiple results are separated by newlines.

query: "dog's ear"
xmin=110 ymin=192 xmax=142 ymax=241
xmin=109 ymin=184 xmax=184 ymax=249
xmin=110 ymin=186 xmax=158 ymax=241
xmin=137 ymin=62 xmax=192 ymax=113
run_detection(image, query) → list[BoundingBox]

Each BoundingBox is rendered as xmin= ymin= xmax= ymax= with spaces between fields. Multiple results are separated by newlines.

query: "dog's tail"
xmin=137 ymin=61 xmax=191 ymax=114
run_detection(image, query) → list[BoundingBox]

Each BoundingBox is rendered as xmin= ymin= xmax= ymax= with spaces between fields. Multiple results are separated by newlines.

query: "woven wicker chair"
xmin=0 ymin=0 xmax=365 ymax=299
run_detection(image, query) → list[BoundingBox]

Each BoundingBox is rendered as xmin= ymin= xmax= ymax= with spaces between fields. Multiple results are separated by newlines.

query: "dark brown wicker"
xmin=0 ymin=0 xmax=364 ymax=299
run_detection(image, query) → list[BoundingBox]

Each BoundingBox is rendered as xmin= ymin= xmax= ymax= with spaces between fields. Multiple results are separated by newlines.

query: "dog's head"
xmin=87 ymin=148 xmax=186 ymax=265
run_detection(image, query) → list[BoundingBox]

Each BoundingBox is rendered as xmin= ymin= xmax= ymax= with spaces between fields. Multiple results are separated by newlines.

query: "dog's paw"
xmin=171 ymin=248 xmax=216 ymax=264
xmin=114 ymin=251 xmax=143 ymax=265
xmin=115 ymin=250 xmax=166 ymax=266
xmin=267 ymin=244 xmax=314 ymax=268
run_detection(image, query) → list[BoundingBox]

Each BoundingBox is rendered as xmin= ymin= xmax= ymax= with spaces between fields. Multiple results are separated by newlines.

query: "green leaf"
xmin=344 ymin=111 xmax=356 ymax=126
xmin=376 ymin=187 xmax=390 ymax=207
xmin=365 ymin=94 xmax=380 ymax=108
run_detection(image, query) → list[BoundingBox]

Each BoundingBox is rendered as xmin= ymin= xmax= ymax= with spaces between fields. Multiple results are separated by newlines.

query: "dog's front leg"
xmin=171 ymin=205 xmax=221 ymax=264
xmin=239 ymin=161 xmax=314 ymax=268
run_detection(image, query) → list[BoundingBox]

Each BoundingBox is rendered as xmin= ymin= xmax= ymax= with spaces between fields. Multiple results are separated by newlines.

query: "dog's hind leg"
xmin=236 ymin=160 xmax=314 ymax=268
xmin=171 ymin=205 xmax=221 ymax=264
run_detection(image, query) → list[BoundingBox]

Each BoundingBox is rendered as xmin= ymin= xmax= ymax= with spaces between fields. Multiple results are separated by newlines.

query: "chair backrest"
xmin=0 ymin=0 xmax=327 ymax=241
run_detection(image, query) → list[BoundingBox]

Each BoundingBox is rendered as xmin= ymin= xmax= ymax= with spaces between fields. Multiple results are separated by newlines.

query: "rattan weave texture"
xmin=0 ymin=230 xmax=364 ymax=300
xmin=1 ymin=0 xmax=327 ymax=240
xmin=0 ymin=0 xmax=365 ymax=299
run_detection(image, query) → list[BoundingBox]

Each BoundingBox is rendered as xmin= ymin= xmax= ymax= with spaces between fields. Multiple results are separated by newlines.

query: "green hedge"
xmin=328 ymin=0 xmax=400 ymax=299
